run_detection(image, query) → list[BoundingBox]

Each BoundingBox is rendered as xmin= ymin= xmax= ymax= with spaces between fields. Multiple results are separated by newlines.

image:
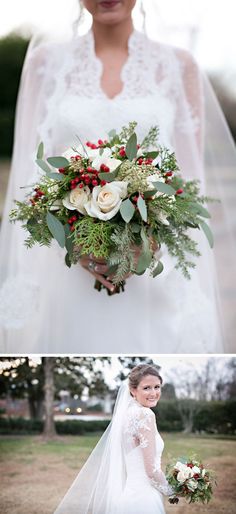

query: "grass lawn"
xmin=0 ymin=432 xmax=236 ymax=514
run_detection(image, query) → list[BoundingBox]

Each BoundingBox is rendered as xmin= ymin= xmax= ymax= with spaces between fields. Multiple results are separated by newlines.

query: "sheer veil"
xmin=0 ymin=1 xmax=235 ymax=351
xmin=54 ymin=380 xmax=130 ymax=514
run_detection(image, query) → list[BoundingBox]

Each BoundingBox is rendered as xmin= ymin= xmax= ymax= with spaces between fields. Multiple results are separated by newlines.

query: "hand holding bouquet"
xmin=10 ymin=122 xmax=214 ymax=294
xmin=166 ymin=457 xmax=215 ymax=504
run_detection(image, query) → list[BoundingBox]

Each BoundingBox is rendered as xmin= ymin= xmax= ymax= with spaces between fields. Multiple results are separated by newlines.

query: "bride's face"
xmin=82 ymin=1 xmax=136 ymax=25
xmin=131 ymin=375 xmax=162 ymax=408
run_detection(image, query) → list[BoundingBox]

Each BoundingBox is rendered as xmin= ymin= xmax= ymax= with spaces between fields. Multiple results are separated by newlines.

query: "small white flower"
xmin=202 ymin=469 xmax=206 ymax=478
xmin=158 ymin=212 xmax=170 ymax=226
xmin=85 ymin=181 xmax=128 ymax=221
xmin=62 ymin=186 xmax=91 ymax=215
xmin=192 ymin=466 xmax=201 ymax=474
xmin=92 ymin=148 xmax=121 ymax=172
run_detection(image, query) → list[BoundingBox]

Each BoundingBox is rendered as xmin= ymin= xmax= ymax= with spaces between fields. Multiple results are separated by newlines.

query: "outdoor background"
xmin=0 ymin=355 xmax=236 ymax=513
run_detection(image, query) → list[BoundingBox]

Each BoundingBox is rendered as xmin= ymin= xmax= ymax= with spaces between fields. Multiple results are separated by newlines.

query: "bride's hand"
xmin=79 ymin=239 xmax=160 ymax=291
xmin=79 ymin=254 xmax=117 ymax=293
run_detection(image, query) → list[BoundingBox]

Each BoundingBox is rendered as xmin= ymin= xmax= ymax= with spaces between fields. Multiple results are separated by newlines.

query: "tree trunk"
xmin=42 ymin=358 xmax=56 ymax=439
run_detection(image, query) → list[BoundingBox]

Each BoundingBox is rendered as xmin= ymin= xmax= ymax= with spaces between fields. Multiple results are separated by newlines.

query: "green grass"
xmin=0 ymin=433 xmax=236 ymax=514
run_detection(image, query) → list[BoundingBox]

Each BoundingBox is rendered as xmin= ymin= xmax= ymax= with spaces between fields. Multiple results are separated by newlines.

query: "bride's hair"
xmin=129 ymin=364 xmax=163 ymax=390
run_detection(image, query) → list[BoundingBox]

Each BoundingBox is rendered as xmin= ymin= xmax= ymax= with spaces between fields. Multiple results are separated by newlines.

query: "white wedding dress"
xmin=54 ymin=382 xmax=171 ymax=514
xmin=115 ymin=400 xmax=171 ymax=514
xmin=0 ymin=29 xmax=235 ymax=352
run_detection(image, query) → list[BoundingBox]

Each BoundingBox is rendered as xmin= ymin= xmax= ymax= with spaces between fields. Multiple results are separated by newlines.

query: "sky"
xmin=1 ymin=0 xmax=235 ymax=74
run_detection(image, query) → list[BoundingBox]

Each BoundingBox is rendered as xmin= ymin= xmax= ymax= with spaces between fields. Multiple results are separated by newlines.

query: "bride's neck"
xmin=92 ymin=18 xmax=134 ymax=52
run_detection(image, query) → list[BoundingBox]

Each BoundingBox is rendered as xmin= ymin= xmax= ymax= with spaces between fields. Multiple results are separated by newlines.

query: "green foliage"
xmin=0 ymin=417 xmax=109 ymax=435
xmin=109 ymin=224 xmax=136 ymax=284
xmin=74 ymin=217 xmax=116 ymax=259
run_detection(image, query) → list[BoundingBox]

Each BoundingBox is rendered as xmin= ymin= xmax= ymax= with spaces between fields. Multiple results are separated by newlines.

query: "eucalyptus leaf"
xmin=46 ymin=212 xmax=65 ymax=248
xmin=145 ymin=151 xmax=159 ymax=159
xmin=143 ymin=189 xmax=156 ymax=199
xmin=64 ymin=224 xmax=74 ymax=256
xmin=135 ymin=251 xmax=152 ymax=274
xmin=36 ymin=142 xmax=44 ymax=159
xmin=36 ymin=158 xmax=51 ymax=174
xmin=137 ymin=195 xmax=147 ymax=222
xmin=99 ymin=148 xmax=104 ymax=156
xmin=65 ymin=253 xmax=72 ymax=268
xmin=153 ymin=260 xmax=164 ymax=277
xmin=98 ymin=167 xmax=119 ymax=182
xmin=131 ymin=223 xmax=141 ymax=233
xmin=108 ymin=129 xmax=117 ymax=138
xmin=152 ymin=181 xmax=176 ymax=196
xmin=47 ymin=156 xmax=70 ymax=168
xmin=125 ymin=133 xmax=137 ymax=161
xmin=199 ymin=220 xmax=214 ymax=248
xmin=120 ymin=198 xmax=135 ymax=223
xmin=46 ymin=172 xmax=64 ymax=181
xmin=189 ymin=202 xmax=211 ymax=219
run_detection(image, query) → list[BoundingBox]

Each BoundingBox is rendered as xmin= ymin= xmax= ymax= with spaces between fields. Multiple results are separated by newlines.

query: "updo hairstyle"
xmin=129 ymin=364 xmax=163 ymax=394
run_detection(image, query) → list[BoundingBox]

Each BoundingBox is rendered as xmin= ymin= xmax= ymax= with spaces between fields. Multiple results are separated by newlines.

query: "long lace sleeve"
xmin=136 ymin=408 xmax=173 ymax=496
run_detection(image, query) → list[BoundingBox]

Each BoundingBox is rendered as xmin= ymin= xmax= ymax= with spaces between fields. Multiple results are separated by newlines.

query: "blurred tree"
xmin=0 ymin=357 xmax=110 ymax=420
xmin=0 ymin=34 xmax=29 ymax=157
xmin=117 ymin=356 xmax=158 ymax=382
xmin=42 ymin=357 xmax=56 ymax=439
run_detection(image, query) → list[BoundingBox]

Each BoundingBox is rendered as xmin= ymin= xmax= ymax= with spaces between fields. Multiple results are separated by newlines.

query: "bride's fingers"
xmin=89 ymin=270 xmax=116 ymax=293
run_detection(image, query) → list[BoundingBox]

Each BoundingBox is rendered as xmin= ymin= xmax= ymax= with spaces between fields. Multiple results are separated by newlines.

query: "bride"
xmin=53 ymin=364 xmax=178 ymax=514
xmin=0 ymin=0 xmax=235 ymax=353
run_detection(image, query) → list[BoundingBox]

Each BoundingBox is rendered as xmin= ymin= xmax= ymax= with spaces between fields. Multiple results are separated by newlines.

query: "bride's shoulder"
xmin=25 ymin=36 xmax=71 ymax=70
xmin=128 ymin=401 xmax=155 ymax=421
xmin=148 ymin=36 xmax=199 ymax=71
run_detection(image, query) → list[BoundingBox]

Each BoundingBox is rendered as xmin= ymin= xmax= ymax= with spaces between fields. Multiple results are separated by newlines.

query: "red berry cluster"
xmin=119 ymin=146 xmax=126 ymax=157
xmin=86 ymin=139 xmax=108 ymax=149
xmin=137 ymin=157 xmax=153 ymax=165
xmin=30 ymin=187 xmax=45 ymax=205
xmin=68 ymin=214 xmax=79 ymax=232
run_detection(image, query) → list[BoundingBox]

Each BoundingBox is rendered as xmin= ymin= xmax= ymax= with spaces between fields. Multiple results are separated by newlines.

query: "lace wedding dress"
xmin=116 ymin=401 xmax=172 ymax=514
xmin=54 ymin=382 xmax=172 ymax=514
xmin=0 ymin=29 xmax=235 ymax=352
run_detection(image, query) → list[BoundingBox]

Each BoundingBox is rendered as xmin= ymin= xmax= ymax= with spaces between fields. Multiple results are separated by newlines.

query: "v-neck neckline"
xmin=87 ymin=29 xmax=142 ymax=102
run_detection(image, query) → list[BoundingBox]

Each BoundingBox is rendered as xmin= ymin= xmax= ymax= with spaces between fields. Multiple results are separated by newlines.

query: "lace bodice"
xmin=123 ymin=400 xmax=173 ymax=496
xmin=36 ymin=30 xmax=187 ymax=156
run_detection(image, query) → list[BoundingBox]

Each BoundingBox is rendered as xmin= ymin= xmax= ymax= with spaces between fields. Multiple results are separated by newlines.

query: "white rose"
xmin=62 ymin=185 xmax=91 ymax=214
xmin=85 ymin=181 xmax=128 ymax=221
xmin=177 ymin=467 xmax=193 ymax=483
xmin=92 ymin=148 xmax=121 ymax=172
xmin=187 ymin=479 xmax=198 ymax=491
xmin=174 ymin=462 xmax=188 ymax=472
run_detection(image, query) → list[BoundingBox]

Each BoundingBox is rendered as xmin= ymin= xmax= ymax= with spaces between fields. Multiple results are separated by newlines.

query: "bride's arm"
xmin=137 ymin=409 xmax=174 ymax=496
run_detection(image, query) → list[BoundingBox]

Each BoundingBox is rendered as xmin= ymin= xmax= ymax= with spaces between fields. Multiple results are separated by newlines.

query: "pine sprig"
xmin=109 ymin=225 xmax=135 ymax=284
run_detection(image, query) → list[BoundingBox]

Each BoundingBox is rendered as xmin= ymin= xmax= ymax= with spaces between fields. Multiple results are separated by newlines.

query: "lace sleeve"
xmin=175 ymin=48 xmax=204 ymax=157
xmin=136 ymin=409 xmax=173 ymax=496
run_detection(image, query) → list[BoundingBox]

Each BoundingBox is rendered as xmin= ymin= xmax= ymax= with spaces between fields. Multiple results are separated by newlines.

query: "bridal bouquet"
xmin=166 ymin=458 xmax=215 ymax=504
xmin=10 ymin=122 xmax=214 ymax=293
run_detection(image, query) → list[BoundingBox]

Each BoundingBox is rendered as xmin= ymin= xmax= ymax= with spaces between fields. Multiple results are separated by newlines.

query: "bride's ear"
xmin=130 ymin=388 xmax=136 ymax=399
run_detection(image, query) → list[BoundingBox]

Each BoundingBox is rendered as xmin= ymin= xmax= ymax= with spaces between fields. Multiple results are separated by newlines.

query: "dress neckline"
xmin=85 ymin=29 xmax=146 ymax=102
